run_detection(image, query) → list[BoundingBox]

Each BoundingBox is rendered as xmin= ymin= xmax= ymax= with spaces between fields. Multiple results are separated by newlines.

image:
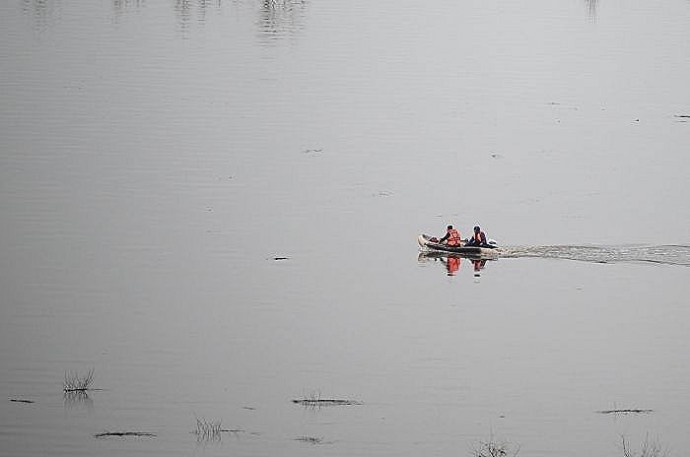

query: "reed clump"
xmin=63 ymin=368 xmax=95 ymax=392
xmin=194 ymin=417 xmax=223 ymax=441
xmin=621 ymin=435 xmax=669 ymax=457
xmin=471 ymin=432 xmax=519 ymax=457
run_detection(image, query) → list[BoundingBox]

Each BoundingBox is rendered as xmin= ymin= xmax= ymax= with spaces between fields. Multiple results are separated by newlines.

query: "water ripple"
xmin=500 ymin=244 xmax=690 ymax=267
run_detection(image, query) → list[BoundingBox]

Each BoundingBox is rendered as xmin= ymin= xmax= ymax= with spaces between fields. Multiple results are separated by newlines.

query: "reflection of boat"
xmin=417 ymin=252 xmax=491 ymax=277
xmin=417 ymin=234 xmax=500 ymax=258
xmin=417 ymin=252 xmax=464 ymax=275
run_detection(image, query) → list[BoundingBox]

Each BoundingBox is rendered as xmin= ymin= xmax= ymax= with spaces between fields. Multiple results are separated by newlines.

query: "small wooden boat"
xmin=417 ymin=234 xmax=500 ymax=258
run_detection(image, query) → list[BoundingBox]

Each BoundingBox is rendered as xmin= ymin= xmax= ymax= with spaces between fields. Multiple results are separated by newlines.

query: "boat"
xmin=417 ymin=234 xmax=500 ymax=258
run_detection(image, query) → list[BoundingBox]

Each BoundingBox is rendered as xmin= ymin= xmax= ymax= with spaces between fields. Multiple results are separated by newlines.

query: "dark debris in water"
xmin=10 ymin=398 xmax=35 ymax=404
xmin=597 ymin=409 xmax=653 ymax=415
xmin=94 ymin=431 xmax=156 ymax=438
xmin=273 ymin=256 xmax=289 ymax=261
xmin=296 ymin=436 xmax=330 ymax=445
xmin=292 ymin=398 xmax=362 ymax=406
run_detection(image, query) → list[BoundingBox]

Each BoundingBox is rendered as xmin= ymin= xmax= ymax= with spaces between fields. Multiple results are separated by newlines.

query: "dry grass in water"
xmin=63 ymin=368 xmax=95 ymax=392
xmin=292 ymin=391 xmax=361 ymax=407
xmin=621 ymin=435 xmax=669 ymax=457
xmin=193 ymin=417 xmax=244 ymax=442
xmin=471 ymin=432 xmax=520 ymax=457
xmin=598 ymin=402 xmax=653 ymax=415
xmin=194 ymin=417 xmax=223 ymax=441
xmin=63 ymin=389 xmax=92 ymax=408
xmin=599 ymin=408 xmax=653 ymax=415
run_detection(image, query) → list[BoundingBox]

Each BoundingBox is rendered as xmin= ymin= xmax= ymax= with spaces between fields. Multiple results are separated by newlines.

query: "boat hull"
xmin=417 ymin=234 xmax=499 ymax=257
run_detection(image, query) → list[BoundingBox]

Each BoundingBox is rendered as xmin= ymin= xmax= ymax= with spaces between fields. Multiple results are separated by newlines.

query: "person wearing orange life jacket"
xmin=465 ymin=225 xmax=488 ymax=247
xmin=438 ymin=225 xmax=462 ymax=246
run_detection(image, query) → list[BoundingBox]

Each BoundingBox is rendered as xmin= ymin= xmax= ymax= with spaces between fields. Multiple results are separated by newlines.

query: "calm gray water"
xmin=2 ymin=1 xmax=690 ymax=456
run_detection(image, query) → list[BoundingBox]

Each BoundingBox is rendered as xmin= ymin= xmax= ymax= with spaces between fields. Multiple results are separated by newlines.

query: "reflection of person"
xmin=439 ymin=255 xmax=461 ymax=276
xmin=472 ymin=258 xmax=487 ymax=276
xmin=465 ymin=225 xmax=487 ymax=247
xmin=438 ymin=225 xmax=462 ymax=246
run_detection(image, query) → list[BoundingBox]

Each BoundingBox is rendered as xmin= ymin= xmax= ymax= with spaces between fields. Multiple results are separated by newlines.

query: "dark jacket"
xmin=465 ymin=231 xmax=487 ymax=246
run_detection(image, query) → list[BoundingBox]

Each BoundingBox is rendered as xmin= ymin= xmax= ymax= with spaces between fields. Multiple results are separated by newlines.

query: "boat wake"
xmin=499 ymin=244 xmax=690 ymax=267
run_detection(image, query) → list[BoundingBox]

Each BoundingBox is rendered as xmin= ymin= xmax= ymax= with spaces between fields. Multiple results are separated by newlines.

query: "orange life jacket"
xmin=447 ymin=228 xmax=461 ymax=246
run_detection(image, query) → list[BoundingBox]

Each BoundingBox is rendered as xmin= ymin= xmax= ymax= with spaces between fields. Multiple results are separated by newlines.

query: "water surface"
xmin=2 ymin=1 xmax=690 ymax=456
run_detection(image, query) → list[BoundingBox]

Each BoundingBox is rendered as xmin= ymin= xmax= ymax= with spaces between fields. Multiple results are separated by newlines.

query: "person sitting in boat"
xmin=438 ymin=225 xmax=462 ymax=246
xmin=465 ymin=225 xmax=488 ymax=247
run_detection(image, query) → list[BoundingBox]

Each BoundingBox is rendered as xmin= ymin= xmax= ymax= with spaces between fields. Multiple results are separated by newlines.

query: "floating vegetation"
xmin=10 ymin=398 xmax=35 ymax=404
xmin=621 ymin=434 xmax=668 ymax=457
xmin=292 ymin=398 xmax=361 ymax=406
xmin=192 ymin=417 xmax=243 ymax=442
xmin=292 ymin=392 xmax=361 ymax=407
xmin=194 ymin=417 xmax=223 ymax=441
xmin=471 ymin=432 xmax=520 ymax=457
xmin=296 ymin=436 xmax=325 ymax=445
xmin=266 ymin=255 xmax=290 ymax=261
xmin=63 ymin=390 xmax=91 ymax=408
xmin=599 ymin=408 xmax=653 ymax=415
xmin=63 ymin=369 xmax=98 ymax=408
xmin=94 ymin=431 xmax=156 ymax=438
xmin=63 ymin=368 xmax=95 ymax=392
